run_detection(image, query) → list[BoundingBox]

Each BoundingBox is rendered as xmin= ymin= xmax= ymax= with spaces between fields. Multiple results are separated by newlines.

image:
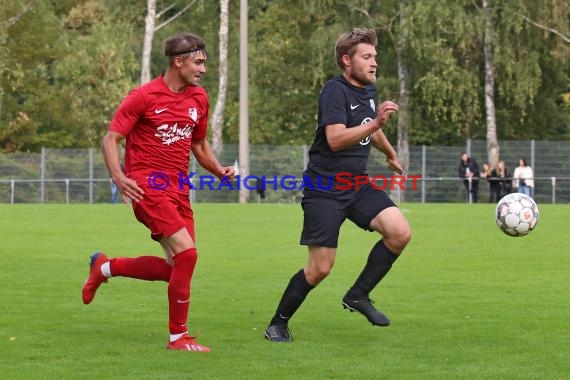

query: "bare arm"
xmin=101 ymin=131 xmax=144 ymax=203
xmin=192 ymin=138 xmax=235 ymax=180
xmin=325 ymin=100 xmax=398 ymax=152
xmin=371 ymin=129 xmax=403 ymax=174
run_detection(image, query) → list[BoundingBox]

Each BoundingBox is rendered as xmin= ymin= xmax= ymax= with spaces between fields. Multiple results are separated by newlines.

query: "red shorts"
xmin=132 ymin=188 xmax=195 ymax=242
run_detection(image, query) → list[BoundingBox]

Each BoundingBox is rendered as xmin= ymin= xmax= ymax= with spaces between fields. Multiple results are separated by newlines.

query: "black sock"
xmin=346 ymin=240 xmax=398 ymax=299
xmin=270 ymin=269 xmax=315 ymax=326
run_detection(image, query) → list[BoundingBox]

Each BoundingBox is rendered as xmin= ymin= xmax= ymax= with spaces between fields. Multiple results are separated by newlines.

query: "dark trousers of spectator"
xmin=489 ymin=184 xmax=501 ymax=203
xmin=499 ymin=183 xmax=512 ymax=200
xmin=463 ymin=179 xmax=479 ymax=203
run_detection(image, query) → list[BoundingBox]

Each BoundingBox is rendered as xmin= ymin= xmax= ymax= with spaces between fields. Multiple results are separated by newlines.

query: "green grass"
xmin=0 ymin=203 xmax=568 ymax=380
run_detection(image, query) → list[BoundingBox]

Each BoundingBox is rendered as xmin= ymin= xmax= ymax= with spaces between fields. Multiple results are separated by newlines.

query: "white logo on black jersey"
xmin=370 ymin=99 xmax=376 ymax=111
xmin=359 ymin=117 xmax=372 ymax=145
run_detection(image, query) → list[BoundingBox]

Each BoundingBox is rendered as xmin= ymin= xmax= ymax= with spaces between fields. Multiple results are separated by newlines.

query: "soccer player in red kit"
xmin=82 ymin=32 xmax=234 ymax=352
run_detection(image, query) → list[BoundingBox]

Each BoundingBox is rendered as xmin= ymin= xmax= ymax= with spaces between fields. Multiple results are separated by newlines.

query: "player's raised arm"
xmin=325 ymin=121 xmax=380 ymax=152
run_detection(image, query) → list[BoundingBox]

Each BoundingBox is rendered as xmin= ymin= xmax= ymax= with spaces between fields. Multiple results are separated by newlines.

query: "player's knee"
xmin=306 ymin=263 xmax=332 ymax=285
xmin=386 ymin=225 xmax=412 ymax=254
xmin=401 ymin=224 xmax=412 ymax=244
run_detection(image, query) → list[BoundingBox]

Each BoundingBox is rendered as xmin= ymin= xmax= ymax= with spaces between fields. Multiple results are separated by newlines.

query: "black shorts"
xmin=300 ymin=183 xmax=396 ymax=248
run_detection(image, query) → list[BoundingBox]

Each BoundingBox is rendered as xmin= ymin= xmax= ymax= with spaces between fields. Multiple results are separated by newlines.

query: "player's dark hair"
xmin=335 ymin=28 xmax=377 ymax=70
xmin=164 ymin=32 xmax=207 ymax=62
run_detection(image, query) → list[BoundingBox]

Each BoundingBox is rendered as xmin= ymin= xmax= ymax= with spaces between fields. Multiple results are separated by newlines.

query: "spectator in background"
xmin=110 ymin=164 xmax=124 ymax=204
xmin=458 ymin=152 xmax=480 ymax=203
xmin=110 ymin=179 xmax=119 ymax=203
xmin=481 ymin=162 xmax=500 ymax=203
xmin=256 ymin=177 xmax=266 ymax=201
xmin=495 ymin=160 xmax=512 ymax=199
xmin=513 ymin=158 xmax=534 ymax=197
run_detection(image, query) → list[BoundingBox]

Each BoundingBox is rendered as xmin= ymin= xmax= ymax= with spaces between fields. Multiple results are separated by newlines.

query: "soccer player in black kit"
xmin=265 ymin=28 xmax=412 ymax=343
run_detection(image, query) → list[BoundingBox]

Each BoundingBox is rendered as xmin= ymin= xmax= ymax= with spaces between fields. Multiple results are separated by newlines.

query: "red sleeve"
xmin=109 ymin=88 xmax=146 ymax=136
xmin=193 ymin=91 xmax=209 ymax=141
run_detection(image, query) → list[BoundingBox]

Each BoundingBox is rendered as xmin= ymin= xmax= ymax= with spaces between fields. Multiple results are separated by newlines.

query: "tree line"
xmin=0 ymin=0 xmax=568 ymax=167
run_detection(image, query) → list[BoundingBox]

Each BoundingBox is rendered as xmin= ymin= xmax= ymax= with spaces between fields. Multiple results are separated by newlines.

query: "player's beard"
xmin=350 ymin=66 xmax=376 ymax=87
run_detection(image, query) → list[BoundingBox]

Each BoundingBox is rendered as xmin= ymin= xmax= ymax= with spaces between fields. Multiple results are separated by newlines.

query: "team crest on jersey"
xmin=370 ymin=99 xmax=376 ymax=111
xmin=188 ymin=107 xmax=198 ymax=122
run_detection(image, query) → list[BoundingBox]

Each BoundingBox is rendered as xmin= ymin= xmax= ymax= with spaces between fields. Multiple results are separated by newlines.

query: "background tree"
xmin=140 ymin=0 xmax=197 ymax=84
xmin=52 ymin=2 xmax=139 ymax=147
xmin=210 ymin=0 xmax=229 ymax=156
xmin=238 ymin=0 xmax=342 ymax=145
xmin=482 ymin=0 xmax=499 ymax=167
xmin=0 ymin=0 xmax=39 ymax=147
xmin=0 ymin=0 xmax=568 ymax=154
xmin=0 ymin=0 xmax=69 ymax=151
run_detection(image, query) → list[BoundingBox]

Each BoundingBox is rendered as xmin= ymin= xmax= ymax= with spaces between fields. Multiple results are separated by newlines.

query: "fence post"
xmin=66 ymin=179 xmax=70 ymax=204
xmin=190 ymin=157 xmax=197 ymax=203
xmin=551 ymin=176 xmax=556 ymax=204
xmin=40 ymin=147 xmax=46 ymax=204
xmin=302 ymin=144 xmax=309 ymax=172
xmin=10 ymin=179 xmax=15 ymax=204
xmin=89 ymin=148 xmax=94 ymax=204
xmin=394 ymin=185 xmax=401 ymax=204
xmin=421 ymin=145 xmax=426 ymax=203
xmin=530 ymin=140 xmax=535 ymax=171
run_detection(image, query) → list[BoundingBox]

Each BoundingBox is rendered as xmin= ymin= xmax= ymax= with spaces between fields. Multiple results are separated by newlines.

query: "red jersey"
xmin=109 ymin=76 xmax=208 ymax=179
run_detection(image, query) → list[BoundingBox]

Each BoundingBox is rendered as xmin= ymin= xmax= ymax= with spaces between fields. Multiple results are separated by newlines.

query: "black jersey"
xmin=304 ymin=75 xmax=377 ymax=188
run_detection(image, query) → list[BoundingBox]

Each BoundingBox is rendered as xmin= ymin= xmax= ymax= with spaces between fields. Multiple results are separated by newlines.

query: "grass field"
xmin=0 ymin=203 xmax=568 ymax=379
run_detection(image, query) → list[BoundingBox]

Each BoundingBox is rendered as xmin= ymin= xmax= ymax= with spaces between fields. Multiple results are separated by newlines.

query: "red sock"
xmin=168 ymin=248 xmax=198 ymax=335
xmin=110 ymin=256 xmax=172 ymax=282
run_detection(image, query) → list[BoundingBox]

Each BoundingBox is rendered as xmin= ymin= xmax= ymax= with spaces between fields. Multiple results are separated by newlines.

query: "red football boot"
xmin=82 ymin=252 xmax=109 ymax=304
xmin=167 ymin=335 xmax=211 ymax=352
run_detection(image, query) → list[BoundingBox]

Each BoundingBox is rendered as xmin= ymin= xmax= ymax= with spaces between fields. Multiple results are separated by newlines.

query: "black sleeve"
xmin=319 ymin=81 xmax=347 ymax=128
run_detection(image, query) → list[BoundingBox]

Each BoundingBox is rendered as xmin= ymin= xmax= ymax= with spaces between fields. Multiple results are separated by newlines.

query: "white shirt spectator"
xmin=513 ymin=165 xmax=534 ymax=188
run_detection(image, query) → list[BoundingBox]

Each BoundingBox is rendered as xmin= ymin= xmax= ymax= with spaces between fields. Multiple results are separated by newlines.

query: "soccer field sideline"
xmin=0 ymin=203 xmax=568 ymax=379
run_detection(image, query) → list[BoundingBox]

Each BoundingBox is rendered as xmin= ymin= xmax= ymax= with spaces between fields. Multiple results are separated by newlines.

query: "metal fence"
xmin=1 ymin=140 xmax=569 ymax=204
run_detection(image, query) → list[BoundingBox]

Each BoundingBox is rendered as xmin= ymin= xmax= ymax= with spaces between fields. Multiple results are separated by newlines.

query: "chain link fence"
xmin=1 ymin=140 xmax=569 ymax=204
